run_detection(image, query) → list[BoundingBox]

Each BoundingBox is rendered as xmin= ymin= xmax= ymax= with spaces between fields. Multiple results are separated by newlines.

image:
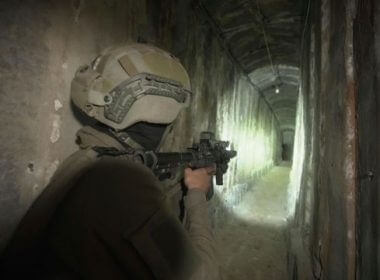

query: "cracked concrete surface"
xmin=216 ymin=163 xmax=290 ymax=280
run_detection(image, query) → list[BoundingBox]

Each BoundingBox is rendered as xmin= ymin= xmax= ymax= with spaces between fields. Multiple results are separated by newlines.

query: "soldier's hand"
xmin=184 ymin=165 xmax=216 ymax=193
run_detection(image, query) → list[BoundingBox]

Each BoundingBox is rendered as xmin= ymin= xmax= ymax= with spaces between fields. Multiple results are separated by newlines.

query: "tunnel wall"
xmin=372 ymin=1 xmax=380 ymax=276
xmin=0 ymin=0 xmax=281 ymax=251
xmin=289 ymin=0 xmax=379 ymax=279
xmin=355 ymin=0 xmax=380 ymax=279
xmin=287 ymin=1 xmax=320 ymax=276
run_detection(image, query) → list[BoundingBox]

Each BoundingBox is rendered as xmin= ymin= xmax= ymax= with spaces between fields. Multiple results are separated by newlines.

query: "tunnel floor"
xmin=216 ymin=163 xmax=291 ymax=280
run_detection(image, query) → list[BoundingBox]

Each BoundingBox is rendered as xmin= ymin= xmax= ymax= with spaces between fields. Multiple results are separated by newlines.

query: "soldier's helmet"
xmin=71 ymin=43 xmax=192 ymax=131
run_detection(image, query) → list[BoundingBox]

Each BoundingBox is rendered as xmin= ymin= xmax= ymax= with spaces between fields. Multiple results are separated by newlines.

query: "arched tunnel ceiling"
xmin=199 ymin=0 xmax=305 ymax=132
xmin=250 ymin=65 xmax=299 ymax=131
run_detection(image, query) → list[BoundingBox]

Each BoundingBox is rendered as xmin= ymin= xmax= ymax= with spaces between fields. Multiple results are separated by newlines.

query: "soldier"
xmin=1 ymin=44 xmax=220 ymax=279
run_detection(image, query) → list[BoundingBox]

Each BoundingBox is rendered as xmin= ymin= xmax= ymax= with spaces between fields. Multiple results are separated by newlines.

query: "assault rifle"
xmin=134 ymin=131 xmax=237 ymax=200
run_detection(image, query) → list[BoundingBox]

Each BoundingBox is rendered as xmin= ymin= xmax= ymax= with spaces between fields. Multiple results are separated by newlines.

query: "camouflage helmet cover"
xmin=71 ymin=43 xmax=192 ymax=131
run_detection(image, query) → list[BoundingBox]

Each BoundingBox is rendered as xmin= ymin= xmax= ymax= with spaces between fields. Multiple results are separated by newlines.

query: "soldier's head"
xmin=71 ymin=43 xmax=192 ymax=150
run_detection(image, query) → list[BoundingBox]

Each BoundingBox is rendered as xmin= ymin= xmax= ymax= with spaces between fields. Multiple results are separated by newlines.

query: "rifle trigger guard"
xmin=133 ymin=150 xmax=158 ymax=169
xmin=145 ymin=151 xmax=158 ymax=169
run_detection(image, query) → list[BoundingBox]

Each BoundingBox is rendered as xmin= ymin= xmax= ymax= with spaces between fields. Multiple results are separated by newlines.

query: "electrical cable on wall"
xmin=255 ymin=0 xmax=282 ymax=93
xmin=301 ymin=0 xmax=312 ymax=55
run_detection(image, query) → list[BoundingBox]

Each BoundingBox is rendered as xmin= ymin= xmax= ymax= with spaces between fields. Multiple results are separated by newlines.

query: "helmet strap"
xmin=110 ymin=130 xmax=144 ymax=150
xmin=155 ymin=124 xmax=174 ymax=152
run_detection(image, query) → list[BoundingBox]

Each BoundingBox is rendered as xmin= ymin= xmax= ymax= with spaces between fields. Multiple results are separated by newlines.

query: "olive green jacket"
xmin=3 ymin=126 xmax=220 ymax=280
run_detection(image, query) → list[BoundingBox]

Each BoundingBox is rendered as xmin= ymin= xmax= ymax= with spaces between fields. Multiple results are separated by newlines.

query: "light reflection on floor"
xmin=216 ymin=162 xmax=291 ymax=280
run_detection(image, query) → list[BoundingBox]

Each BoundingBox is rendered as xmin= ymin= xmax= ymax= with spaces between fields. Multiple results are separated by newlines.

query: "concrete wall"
xmin=373 ymin=1 xmax=380 ymax=276
xmin=286 ymin=2 xmax=319 ymax=276
xmin=355 ymin=0 xmax=380 ymax=278
xmin=288 ymin=0 xmax=380 ymax=279
xmin=292 ymin=0 xmax=359 ymax=278
xmin=0 ymin=0 xmax=281 ymax=251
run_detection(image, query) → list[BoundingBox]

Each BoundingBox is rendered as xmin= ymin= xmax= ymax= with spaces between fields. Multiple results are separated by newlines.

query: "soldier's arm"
xmin=183 ymin=167 xmax=220 ymax=280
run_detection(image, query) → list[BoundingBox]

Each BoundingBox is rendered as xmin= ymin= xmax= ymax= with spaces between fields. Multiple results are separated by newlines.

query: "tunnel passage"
xmin=0 ymin=0 xmax=304 ymax=272
xmin=249 ymin=65 xmax=299 ymax=162
xmin=199 ymin=0 xmax=302 ymax=160
xmin=198 ymin=1 xmax=304 ymax=279
xmin=4 ymin=0 xmax=370 ymax=280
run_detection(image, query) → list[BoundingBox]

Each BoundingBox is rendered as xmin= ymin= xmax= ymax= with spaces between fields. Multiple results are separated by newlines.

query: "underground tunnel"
xmin=0 ymin=0 xmax=380 ymax=279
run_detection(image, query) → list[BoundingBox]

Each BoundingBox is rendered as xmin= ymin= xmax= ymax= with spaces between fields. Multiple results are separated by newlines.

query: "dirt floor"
xmin=216 ymin=163 xmax=291 ymax=280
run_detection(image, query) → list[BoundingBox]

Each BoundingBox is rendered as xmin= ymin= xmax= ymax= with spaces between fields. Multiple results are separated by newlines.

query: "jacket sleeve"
xmin=184 ymin=189 xmax=220 ymax=280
